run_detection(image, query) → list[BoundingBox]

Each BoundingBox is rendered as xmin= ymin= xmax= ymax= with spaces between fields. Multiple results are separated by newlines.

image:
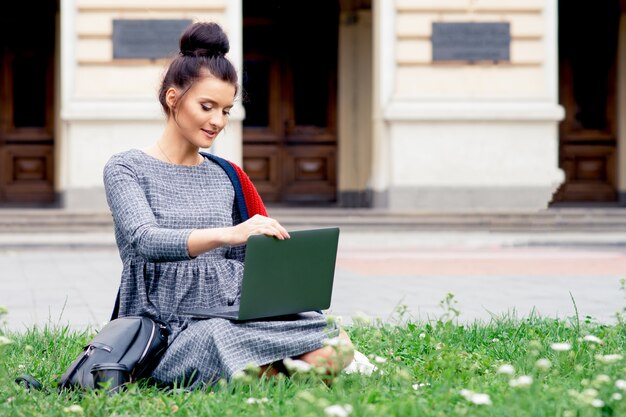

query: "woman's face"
xmin=169 ymin=76 xmax=236 ymax=149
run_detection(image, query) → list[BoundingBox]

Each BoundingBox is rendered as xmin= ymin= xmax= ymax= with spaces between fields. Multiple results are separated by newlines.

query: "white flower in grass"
xmin=615 ymin=380 xmax=626 ymax=391
xmin=590 ymin=399 xmax=605 ymax=408
xmin=594 ymin=374 xmax=611 ymax=384
xmin=535 ymin=358 xmax=552 ymax=371
xmin=583 ymin=335 xmax=604 ymax=344
xmin=509 ymin=375 xmax=533 ymax=388
xmin=459 ymin=389 xmax=492 ymax=406
xmin=419 ymin=333 xmax=426 ymax=339
xmin=496 ymin=364 xmax=515 ymax=375
xmin=62 ymin=405 xmax=84 ymax=414
xmin=412 ymin=382 xmax=430 ymax=390
xmin=612 ymin=393 xmax=623 ymax=401
xmin=551 ymin=342 xmax=572 ymax=352
xmin=0 ymin=336 xmax=13 ymax=346
xmin=246 ymin=397 xmax=269 ymax=405
xmin=324 ymin=404 xmax=353 ymax=417
xmin=596 ymin=354 xmax=623 ymax=364
xmin=373 ymin=355 xmax=387 ymax=364
xmin=283 ymin=358 xmax=312 ymax=373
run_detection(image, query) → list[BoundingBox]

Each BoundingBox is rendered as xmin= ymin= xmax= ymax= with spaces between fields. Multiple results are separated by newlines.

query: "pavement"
xmin=1 ymin=209 xmax=626 ymax=332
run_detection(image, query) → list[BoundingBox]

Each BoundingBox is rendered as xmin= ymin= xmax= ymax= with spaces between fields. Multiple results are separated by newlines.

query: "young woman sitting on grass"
xmin=103 ymin=21 xmax=354 ymax=388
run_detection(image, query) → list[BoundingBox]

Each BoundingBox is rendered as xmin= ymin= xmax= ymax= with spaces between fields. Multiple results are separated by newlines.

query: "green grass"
xmin=1 ymin=305 xmax=626 ymax=417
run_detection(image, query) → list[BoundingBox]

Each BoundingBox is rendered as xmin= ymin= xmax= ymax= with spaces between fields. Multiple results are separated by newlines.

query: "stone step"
xmin=0 ymin=207 xmax=625 ymax=233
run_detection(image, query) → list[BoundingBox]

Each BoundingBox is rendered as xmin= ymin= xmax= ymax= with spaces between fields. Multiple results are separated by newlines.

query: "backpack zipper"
xmin=138 ymin=321 xmax=157 ymax=364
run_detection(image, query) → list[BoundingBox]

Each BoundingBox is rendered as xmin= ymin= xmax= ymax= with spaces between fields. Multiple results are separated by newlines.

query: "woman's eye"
xmin=201 ymin=104 xmax=211 ymax=111
xmin=223 ymin=110 xmax=231 ymax=116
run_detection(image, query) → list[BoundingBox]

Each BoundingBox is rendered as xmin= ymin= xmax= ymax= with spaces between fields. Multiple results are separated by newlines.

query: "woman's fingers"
xmin=247 ymin=215 xmax=290 ymax=240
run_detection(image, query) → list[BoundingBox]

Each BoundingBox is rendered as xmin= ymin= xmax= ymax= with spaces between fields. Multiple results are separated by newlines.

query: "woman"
xmin=103 ymin=21 xmax=353 ymax=388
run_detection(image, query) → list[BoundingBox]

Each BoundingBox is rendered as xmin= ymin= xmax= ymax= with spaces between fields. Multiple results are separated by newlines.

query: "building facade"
xmin=1 ymin=0 xmax=625 ymax=210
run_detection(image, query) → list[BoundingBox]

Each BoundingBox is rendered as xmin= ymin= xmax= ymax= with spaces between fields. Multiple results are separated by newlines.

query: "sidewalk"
xmin=1 ymin=226 xmax=625 ymax=332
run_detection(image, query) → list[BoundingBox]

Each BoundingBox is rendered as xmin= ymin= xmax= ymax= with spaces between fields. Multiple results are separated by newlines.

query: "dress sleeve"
xmin=103 ymin=156 xmax=194 ymax=262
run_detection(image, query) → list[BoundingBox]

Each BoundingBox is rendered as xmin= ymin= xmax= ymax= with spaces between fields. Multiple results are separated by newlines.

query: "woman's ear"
xmin=165 ymin=87 xmax=178 ymax=112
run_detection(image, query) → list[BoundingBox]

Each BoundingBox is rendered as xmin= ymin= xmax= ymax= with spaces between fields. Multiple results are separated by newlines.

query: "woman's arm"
xmin=104 ymin=156 xmax=289 ymax=261
xmin=104 ymin=158 xmax=196 ymax=262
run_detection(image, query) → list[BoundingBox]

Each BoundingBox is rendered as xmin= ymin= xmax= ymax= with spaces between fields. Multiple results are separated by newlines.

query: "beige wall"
xmin=338 ymin=9 xmax=373 ymax=205
xmin=368 ymin=0 xmax=564 ymax=210
xmin=73 ymin=0 xmax=227 ymax=99
xmin=395 ymin=0 xmax=548 ymax=99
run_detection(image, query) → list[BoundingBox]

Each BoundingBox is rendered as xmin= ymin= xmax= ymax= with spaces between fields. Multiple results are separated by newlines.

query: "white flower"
xmin=615 ymin=380 xmax=626 ymax=391
xmin=496 ymin=364 xmax=515 ymax=375
xmin=551 ymin=342 xmax=572 ymax=352
xmin=509 ymin=375 xmax=533 ymax=388
xmin=412 ymin=383 xmax=430 ymax=390
xmin=594 ymin=374 xmax=611 ymax=384
xmin=535 ymin=358 xmax=552 ymax=370
xmin=612 ymin=393 xmax=623 ymax=401
xmin=373 ymin=356 xmax=387 ymax=364
xmin=62 ymin=405 xmax=84 ymax=414
xmin=459 ymin=390 xmax=492 ymax=405
xmin=596 ymin=354 xmax=623 ymax=364
xmin=324 ymin=404 xmax=353 ymax=417
xmin=583 ymin=335 xmax=604 ymax=344
xmin=590 ymin=399 xmax=604 ymax=408
xmin=419 ymin=333 xmax=426 ymax=339
xmin=0 ymin=336 xmax=13 ymax=346
xmin=491 ymin=338 xmax=500 ymax=343
xmin=246 ymin=397 xmax=268 ymax=405
xmin=469 ymin=393 xmax=492 ymax=406
xmin=283 ymin=358 xmax=312 ymax=373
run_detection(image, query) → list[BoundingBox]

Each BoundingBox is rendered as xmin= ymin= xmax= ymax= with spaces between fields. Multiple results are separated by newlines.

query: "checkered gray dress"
xmin=103 ymin=149 xmax=337 ymax=388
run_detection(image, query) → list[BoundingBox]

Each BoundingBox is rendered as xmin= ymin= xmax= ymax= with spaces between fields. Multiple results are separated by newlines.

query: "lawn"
xmin=1 ymin=296 xmax=625 ymax=417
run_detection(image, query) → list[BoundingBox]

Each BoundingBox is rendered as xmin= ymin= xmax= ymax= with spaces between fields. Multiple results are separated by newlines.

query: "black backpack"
xmin=17 ymin=316 xmax=170 ymax=394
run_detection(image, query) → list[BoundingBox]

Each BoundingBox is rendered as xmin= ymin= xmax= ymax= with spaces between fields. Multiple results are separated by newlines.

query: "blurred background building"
xmin=0 ymin=0 xmax=624 ymax=211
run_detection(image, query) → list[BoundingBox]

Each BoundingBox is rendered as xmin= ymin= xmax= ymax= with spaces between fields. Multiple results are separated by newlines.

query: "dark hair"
xmin=158 ymin=22 xmax=239 ymax=117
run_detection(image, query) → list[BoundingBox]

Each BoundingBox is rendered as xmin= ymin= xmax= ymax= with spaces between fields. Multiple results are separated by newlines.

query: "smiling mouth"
xmin=201 ymin=129 xmax=217 ymax=137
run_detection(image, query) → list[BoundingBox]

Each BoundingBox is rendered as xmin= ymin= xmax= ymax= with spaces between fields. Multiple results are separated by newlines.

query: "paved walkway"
xmin=1 ymin=229 xmax=625 ymax=332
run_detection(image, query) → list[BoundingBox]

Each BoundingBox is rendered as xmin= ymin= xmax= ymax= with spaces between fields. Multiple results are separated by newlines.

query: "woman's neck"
xmin=157 ymin=124 xmax=202 ymax=166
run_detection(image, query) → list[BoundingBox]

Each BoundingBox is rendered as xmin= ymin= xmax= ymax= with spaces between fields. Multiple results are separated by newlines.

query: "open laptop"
xmin=183 ymin=227 xmax=340 ymax=321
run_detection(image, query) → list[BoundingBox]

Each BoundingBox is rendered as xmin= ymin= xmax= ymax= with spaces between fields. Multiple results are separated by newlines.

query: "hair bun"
xmin=179 ymin=22 xmax=230 ymax=58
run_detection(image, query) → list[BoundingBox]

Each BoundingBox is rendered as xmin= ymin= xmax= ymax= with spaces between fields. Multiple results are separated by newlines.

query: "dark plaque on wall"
xmin=432 ymin=22 xmax=510 ymax=62
xmin=113 ymin=19 xmax=192 ymax=59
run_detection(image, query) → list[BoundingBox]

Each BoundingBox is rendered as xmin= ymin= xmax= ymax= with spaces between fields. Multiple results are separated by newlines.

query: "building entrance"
xmin=553 ymin=0 xmax=621 ymax=203
xmin=241 ymin=0 xmax=339 ymax=203
xmin=0 ymin=3 xmax=56 ymax=204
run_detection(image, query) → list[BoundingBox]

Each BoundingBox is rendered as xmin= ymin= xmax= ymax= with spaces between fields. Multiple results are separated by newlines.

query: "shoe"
xmin=343 ymin=350 xmax=377 ymax=375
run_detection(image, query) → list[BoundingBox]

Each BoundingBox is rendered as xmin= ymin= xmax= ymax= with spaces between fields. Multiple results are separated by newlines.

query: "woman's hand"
xmin=187 ymin=215 xmax=290 ymax=257
xmin=227 ymin=214 xmax=290 ymax=246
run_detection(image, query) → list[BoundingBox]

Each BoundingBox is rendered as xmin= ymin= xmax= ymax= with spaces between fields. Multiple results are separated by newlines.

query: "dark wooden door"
xmin=552 ymin=1 xmax=621 ymax=203
xmin=0 ymin=3 xmax=56 ymax=204
xmin=242 ymin=1 xmax=339 ymax=203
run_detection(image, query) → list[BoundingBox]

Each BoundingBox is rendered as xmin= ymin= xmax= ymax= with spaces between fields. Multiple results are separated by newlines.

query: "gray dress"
xmin=103 ymin=149 xmax=337 ymax=388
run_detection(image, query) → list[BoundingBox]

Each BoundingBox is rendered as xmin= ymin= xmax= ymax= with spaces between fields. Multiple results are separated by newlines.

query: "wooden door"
xmin=0 ymin=3 xmax=56 ymax=204
xmin=242 ymin=1 xmax=339 ymax=203
xmin=552 ymin=1 xmax=621 ymax=203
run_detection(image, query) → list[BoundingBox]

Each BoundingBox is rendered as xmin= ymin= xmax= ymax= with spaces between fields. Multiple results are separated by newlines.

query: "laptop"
xmin=183 ymin=227 xmax=340 ymax=321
